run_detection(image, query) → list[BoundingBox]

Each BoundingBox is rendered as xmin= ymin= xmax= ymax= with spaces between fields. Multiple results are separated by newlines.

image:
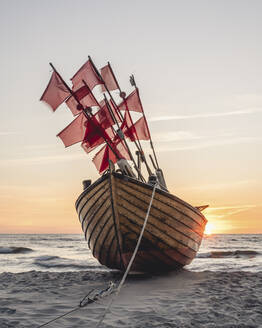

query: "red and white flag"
xmin=100 ymin=64 xmax=119 ymax=92
xmin=118 ymin=89 xmax=143 ymax=113
xmin=121 ymin=111 xmax=150 ymax=141
xmin=57 ymin=112 xmax=88 ymax=147
xmin=40 ymin=71 xmax=70 ymax=111
xmin=71 ymin=60 xmax=103 ymax=91
xmin=92 ymin=139 xmax=130 ymax=174
xmin=66 ymin=85 xmax=98 ymax=116
xmin=94 ymin=100 xmax=121 ymax=129
xmin=82 ymin=126 xmax=114 ymax=154
xmin=57 ymin=112 xmax=112 ymax=149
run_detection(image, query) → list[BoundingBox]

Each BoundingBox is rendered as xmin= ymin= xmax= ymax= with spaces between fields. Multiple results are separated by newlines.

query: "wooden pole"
xmin=87 ymin=57 xmax=146 ymax=181
xmin=106 ymin=61 xmax=152 ymax=176
xmin=130 ymin=74 xmax=160 ymax=169
xmin=103 ymin=96 xmax=146 ymax=182
xmin=122 ymin=97 xmax=152 ymax=176
xmin=81 ymin=79 xmax=145 ymax=182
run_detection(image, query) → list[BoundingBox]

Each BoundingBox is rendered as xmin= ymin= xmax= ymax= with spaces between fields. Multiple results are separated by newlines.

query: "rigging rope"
xmin=95 ymin=183 xmax=157 ymax=328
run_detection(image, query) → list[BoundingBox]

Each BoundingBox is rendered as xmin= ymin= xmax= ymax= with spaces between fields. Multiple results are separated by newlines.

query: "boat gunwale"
xmin=76 ymin=173 xmax=109 ymax=209
xmin=76 ymin=172 xmax=207 ymax=223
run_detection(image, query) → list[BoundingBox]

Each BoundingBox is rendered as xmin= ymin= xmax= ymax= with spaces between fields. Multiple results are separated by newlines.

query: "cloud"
xmin=0 ymin=131 xmax=18 ymax=136
xmin=153 ymin=131 xmax=204 ymax=143
xmin=23 ymin=144 xmax=59 ymax=150
xmin=0 ymin=153 xmax=86 ymax=166
xmin=149 ymin=107 xmax=262 ymax=122
xmin=209 ymin=204 xmax=258 ymax=210
xmin=156 ymin=136 xmax=261 ymax=152
xmin=178 ymin=180 xmax=255 ymax=192
xmin=205 ymin=204 xmax=257 ymax=219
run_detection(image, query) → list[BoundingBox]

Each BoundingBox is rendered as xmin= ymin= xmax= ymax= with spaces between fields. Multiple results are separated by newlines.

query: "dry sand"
xmin=0 ymin=269 xmax=262 ymax=327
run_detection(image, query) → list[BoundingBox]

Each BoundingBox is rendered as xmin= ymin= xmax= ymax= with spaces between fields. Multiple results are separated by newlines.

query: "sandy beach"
xmin=0 ymin=269 xmax=261 ymax=327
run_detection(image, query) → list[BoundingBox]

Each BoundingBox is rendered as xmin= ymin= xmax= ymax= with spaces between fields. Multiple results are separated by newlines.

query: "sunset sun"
xmin=205 ymin=222 xmax=215 ymax=235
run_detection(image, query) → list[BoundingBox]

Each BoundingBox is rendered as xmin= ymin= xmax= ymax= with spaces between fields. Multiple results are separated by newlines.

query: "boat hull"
xmin=76 ymin=172 xmax=207 ymax=272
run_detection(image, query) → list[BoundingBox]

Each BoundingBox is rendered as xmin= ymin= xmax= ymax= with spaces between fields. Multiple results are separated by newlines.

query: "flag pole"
xmin=130 ymin=74 xmax=160 ymax=170
xmin=103 ymin=95 xmax=146 ymax=182
xmin=106 ymin=61 xmax=152 ymax=176
xmin=81 ymin=79 xmax=145 ymax=182
xmin=122 ymin=97 xmax=153 ymax=176
xmin=87 ymin=57 xmax=146 ymax=181
xmin=49 ymin=63 xmax=120 ymax=161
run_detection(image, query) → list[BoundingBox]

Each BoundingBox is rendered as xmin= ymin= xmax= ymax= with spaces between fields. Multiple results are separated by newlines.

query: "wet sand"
xmin=0 ymin=269 xmax=262 ymax=327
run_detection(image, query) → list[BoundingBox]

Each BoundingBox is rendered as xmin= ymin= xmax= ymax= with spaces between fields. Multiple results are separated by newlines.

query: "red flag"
xmin=57 ymin=112 xmax=113 ymax=150
xmin=95 ymin=105 xmax=114 ymax=130
xmin=81 ymin=116 xmax=106 ymax=152
xmin=94 ymin=100 xmax=121 ymax=129
xmin=118 ymin=89 xmax=142 ymax=113
xmin=71 ymin=60 xmax=103 ymax=91
xmin=92 ymin=145 xmax=116 ymax=174
xmin=40 ymin=72 xmax=70 ymax=111
xmin=81 ymin=128 xmax=114 ymax=154
xmin=100 ymin=64 xmax=119 ymax=92
xmin=57 ymin=112 xmax=87 ymax=147
xmin=92 ymin=139 xmax=130 ymax=174
xmin=66 ymin=86 xmax=98 ymax=116
xmin=81 ymin=123 xmax=115 ymax=154
xmin=128 ymin=116 xmax=150 ymax=141
xmin=121 ymin=111 xmax=150 ymax=141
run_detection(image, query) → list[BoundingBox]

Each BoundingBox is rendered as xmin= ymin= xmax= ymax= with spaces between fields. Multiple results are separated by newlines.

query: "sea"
xmin=0 ymin=234 xmax=261 ymax=274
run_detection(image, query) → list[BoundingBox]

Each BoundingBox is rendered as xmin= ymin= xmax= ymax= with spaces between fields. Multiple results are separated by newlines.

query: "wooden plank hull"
xmin=76 ymin=172 xmax=207 ymax=272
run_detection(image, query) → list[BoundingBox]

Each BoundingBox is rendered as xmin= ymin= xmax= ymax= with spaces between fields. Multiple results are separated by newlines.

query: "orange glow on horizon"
xmin=204 ymin=222 xmax=215 ymax=235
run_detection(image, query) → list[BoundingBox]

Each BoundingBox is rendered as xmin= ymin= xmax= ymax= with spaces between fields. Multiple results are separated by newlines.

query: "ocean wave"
xmin=197 ymin=250 xmax=260 ymax=259
xmin=35 ymin=255 xmax=59 ymax=261
xmin=29 ymin=236 xmax=80 ymax=242
xmin=0 ymin=247 xmax=33 ymax=254
xmin=33 ymin=255 xmax=97 ymax=270
xmin=56 ymin=238 xmax=80 ymax=241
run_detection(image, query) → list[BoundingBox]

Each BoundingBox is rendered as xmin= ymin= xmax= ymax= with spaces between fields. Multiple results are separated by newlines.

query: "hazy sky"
xmin=0 ymin=0 xmax=261 ymax=234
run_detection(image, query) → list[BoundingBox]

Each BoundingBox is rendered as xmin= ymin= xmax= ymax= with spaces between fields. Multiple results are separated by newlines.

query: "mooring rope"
xmin=36 ymin=282 xmax=115 ymax=328
xmin=95 ymin=183 xmax=157 ymax=328
xmin=36 ymin=183 xmax=156 ymax=328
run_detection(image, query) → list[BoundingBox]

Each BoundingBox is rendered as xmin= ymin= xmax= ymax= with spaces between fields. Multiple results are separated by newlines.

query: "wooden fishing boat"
xmin=76 ymin=170 xmax=207 ymax=272
xmin=40 ymin=56 xmax=208 ymax=273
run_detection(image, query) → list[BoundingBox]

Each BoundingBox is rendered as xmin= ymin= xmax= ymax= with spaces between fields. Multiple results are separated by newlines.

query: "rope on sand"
xmin=36 ymin=183 xmax=156 ymax=328
xmin=95 ymin=183 xmax=157 ymax=328
xmin=36 ymin=282 xmax=115 ymax=328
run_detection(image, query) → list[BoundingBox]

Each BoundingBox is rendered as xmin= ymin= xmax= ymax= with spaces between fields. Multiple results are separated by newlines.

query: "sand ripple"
xmin=0 ymin=270 xmax=262 ymax=327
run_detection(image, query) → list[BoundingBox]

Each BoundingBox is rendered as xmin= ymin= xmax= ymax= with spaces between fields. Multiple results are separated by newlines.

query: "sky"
xmin=0 ymin=0 xmax=261 ymax=234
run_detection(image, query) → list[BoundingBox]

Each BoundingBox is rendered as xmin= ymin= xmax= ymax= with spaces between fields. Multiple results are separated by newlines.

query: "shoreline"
xmin=1 ymin=269 xmax=261 ymax=327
